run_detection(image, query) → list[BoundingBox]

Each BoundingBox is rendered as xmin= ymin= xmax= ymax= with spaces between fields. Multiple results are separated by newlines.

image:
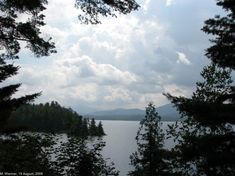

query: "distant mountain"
xmin=87 ymin=104 xmax=180 ymax=121
xmin=156 ymin=104 xmax=180 ymax=121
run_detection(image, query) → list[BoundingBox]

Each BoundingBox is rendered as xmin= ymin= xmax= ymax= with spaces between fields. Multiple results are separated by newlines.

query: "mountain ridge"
xmin=86 ymin=104 xmax=180 ymax=121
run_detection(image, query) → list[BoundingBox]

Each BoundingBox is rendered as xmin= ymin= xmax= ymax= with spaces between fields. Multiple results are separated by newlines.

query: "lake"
xmin=100 ymin=120 xmax=175 ymax=176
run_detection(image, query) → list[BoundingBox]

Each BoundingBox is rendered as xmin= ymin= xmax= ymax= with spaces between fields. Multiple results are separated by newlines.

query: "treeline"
xmin=8 ymin=101 xmax=105 ymax=137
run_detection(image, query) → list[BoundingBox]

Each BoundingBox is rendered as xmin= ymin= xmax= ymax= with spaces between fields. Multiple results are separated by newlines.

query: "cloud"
xmin=57 ymin=56 xmax=137 ymax=86
xmin=104 ymin=86 xmax=132 ymax=102
xmin=166 ymin=0 xmax=174 ymax=6
xmin=176 ymin=52 xmax=191 ymax=65
xmin=142 ymin=0 xmax=151 ymax=11
xmin=12 ymin=0 xmax=223 ymax=113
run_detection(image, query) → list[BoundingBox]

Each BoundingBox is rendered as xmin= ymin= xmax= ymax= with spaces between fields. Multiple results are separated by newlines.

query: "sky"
xmin=8 ymin=0 xmax=227 ymax=113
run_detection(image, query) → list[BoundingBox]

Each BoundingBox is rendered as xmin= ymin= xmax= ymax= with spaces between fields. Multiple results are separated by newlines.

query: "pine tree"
xmin=75 ymin=0 xmax=139 ymax=24
xmin=0 ymin=133 xmax=58 ymax=175
xmin=0 ymin=58 xmax=40 ymax=132
xmin=165 ymin=63 xmax=234 ymax=176
xmin=0 ymin=0 xmax=56 ymax=132
xmin=164 ymin=1 xmax=235 ymax=175
xmin=80 ymin=118 xmax=89 ymax=137
xmin=202 ymin=0 xmax=235 ymax=68
xmin=97 ymin=121 xmax=105 ymax=136
xmin=56 ymin=137 xmax=119 ymax=176
xmin=129 ymin=103 xmax=171 ymax=176
xmin=89 ymin=118 xmax=98 ymax=136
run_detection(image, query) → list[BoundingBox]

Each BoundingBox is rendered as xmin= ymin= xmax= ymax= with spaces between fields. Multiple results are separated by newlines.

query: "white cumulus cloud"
xmin=13 ymin=0 xmax=222 ymax=112
xmin=176 ymin=52 xmax=191 ymax=65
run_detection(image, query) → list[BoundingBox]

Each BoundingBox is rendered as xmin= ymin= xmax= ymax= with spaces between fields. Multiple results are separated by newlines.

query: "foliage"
xmin=0 ymin=0 xmax=56 ymax=59
xmin=0 ymin=0 xmax=56 ymax=132
xmin=75 ymin=0 xmax=140 ymax=24
xmin=164 ymin=1 xmax=235 ymax=175
xmin=55 ymin=136 xmax=119 ymax=176
xmin=129 ymin=103 xmax=172 ymax=176
xmin=165 ymin=63 xmax=235 ymax=176
xmin=0 ymin=133 xmax=58 ymax=175
xmin=9 ymin=101 xmax=105 ymax=137
xmin=97 ymin=121 xmax=105 ymax=136
xmin=192 ymin=63 xmax=232 ymax=102
xmin=89 ymin=118 xmax=105 ymax=136
xmin=0 ymin=57 xmax=40 ymax=133
xmin=202 ymin=0 xmax=235 ymax=68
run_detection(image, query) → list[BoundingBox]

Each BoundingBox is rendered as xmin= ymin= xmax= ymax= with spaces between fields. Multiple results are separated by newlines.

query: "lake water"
xmin=100 ymin=120 xmax=175 ymax=176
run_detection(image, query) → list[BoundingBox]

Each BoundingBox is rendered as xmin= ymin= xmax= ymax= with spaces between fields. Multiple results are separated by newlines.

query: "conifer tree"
xmin=0 ymin=133 xmax=58 ymax=175
xmin=75 ymin=0 xmax=139 ymax=24
xmin=165 ymin=63 xmax=234 ymax=176
xmin=56 ymin=137 xmax=119 ymax=176
xmin=0 ymin=0 xmax=56 ymax=132
xmin=97 ymin=121 xmax=105 ymax=136
xmin=0 ymin=57 xmax=40 ymax=132
xmin=129 ymin=103 xmax=171 ymax=176
xmin=165 ymin=1 xmax=235 ymax=175
xmin=202 ymin=0 xmax=235 ymax=68
xmin=89 ymin=118 xmax=98 ymax=136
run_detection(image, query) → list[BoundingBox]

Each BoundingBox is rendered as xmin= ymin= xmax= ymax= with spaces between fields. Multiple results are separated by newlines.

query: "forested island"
xmin=8 ymin=101 xmax=105 ymax=137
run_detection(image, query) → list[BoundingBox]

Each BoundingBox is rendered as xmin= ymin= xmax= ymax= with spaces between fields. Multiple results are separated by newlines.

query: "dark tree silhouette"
xmin=97 ymin=121 xmax=105 ymax=136
xmin=0 ymin=0 xmax=56 ymax=132
xmin=56 ymin=137 xmax=119 ymax=176
xmin=164 ymin=1 xmax=235 ymax=175
xmin=165 ymin=63 xmax=234 ymax=176
xmin=0 ymin=133 xmax=58 ymax=175
xmin=0 ymin=57 xmax=41 ymax=133
xmin=9 ymin=102 xmax=105 ymax=137
xmin=202 ymin=0 xmax=235 ymax=68
xmin=129 ymin=103 xmax=171 ymax=176
xmin=89 ymin=118 xmax=98 ymax=136
xmin=75 ymin=0 xmax=140 ymax=24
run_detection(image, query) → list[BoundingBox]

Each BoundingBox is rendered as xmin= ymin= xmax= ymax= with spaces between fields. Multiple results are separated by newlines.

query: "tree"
xmin=0 ymin=58 xmax=40 ymax=132
xmin=165 ymin=63 xmax=235 ymax=176
xmin=0 ymin=0 xmax=56 ymax=59
xmin=0 ymin=0 xmax=139 ymax=60
xmin=202 ymin=0 xmax=235 ymax=68
xmin=97 ymin=121 xmax=105 ymax=136
xmin=164 ymin=1 xmax=235 ymax=175
xmin=8 ymin=102 xmax=105 ymax=137
xmin=201 ymin=0 xmax=235 ymax=134
xmin=81 ymin=118 xmax=89 ymax=137
xmin=0 ymin=133 xmax=58 ymax=175
xmin=89 ymin=118 xmax=98 ymax=136
xmin=129 ymin=103 xmax=171 ymax=176
xmin=75 ymin=0 xmax=140 ymax=24
xmin=56 ymin=137 xmax=119 ymax=176
xmin=0 ymin=0 xmax=56 ymax=132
